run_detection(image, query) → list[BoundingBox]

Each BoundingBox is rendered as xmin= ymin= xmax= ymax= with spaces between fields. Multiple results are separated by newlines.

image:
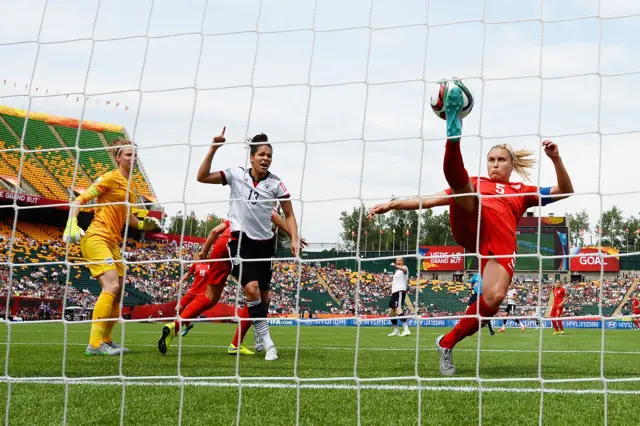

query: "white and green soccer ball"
xmin=430 ymin=78 xmax=474 ymax=120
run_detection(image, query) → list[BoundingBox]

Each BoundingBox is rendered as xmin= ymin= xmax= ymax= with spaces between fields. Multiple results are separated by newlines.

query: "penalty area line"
xmin=1 ymin=342 xmax=639 ymax=355
xmin=0 ymin=378 xmax=638 ymax=395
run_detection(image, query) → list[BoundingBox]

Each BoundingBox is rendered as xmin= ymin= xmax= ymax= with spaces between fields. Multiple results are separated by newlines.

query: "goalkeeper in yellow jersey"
xmin=63 ymin=138 xmax=160 ymax=356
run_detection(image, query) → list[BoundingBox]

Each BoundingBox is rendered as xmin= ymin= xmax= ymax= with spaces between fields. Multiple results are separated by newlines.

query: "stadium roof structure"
xmin=0 ymin=105 xmax=158 ymax=212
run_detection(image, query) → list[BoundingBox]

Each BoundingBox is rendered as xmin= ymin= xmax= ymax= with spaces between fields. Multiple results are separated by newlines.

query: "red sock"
xmin=232 ymin=307 xmax=252 ymax=347
xmin=558 ymin=321 xmax=563 ymax=331
xmin=634 ymin=318 xmax=640 ymax=329
xmin=440 ymin=295 xmax=498 ymax=349
xmin=175 ymin=295 xmax=214 ymax=333
xmin=443 ymin=140 xmax=470 ymax=190
xmin=552 ymin=320 xmax=559 ymax=332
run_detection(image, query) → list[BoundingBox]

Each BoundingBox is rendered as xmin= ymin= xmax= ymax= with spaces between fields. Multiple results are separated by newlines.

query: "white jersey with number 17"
xmin=220 ymin=167 xmax=290 ymax=240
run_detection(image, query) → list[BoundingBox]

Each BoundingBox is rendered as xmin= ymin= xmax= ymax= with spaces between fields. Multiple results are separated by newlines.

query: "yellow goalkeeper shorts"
xmin=80 ymin=235 xmax=124 ymax=278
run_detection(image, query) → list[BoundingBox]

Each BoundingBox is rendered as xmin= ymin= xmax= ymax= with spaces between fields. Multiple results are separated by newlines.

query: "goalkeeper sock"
xmin=443 ymin=141 xmax=470 ymax=190
xmin=176 ymin=295 xmax=213 ymax=332
xmin=391 ymin=318 xmax=398 ymax=326
xmin=232 ymin=306 xmax=252 ymax=347
xmin=102 ymin=302 xmax=120 ymax=344
xmin=440 ymin=296 xmax=498 ymax=350
xmin=89 ymin=291 xmax=116 ymax=348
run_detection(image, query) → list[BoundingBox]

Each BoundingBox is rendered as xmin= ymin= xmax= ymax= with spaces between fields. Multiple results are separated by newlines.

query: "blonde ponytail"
xmin=490 ymin=143 xmax=536 ymax=181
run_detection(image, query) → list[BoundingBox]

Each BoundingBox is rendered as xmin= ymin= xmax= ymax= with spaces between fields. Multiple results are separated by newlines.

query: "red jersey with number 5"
xmin=471 ymin=177 xmax=542 ymax=230
xmin=553 ymin=287 xmax=566 ymax=306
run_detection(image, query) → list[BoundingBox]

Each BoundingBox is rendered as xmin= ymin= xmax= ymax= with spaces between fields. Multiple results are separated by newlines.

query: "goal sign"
xmin=570 ymin=246 xmax=620 ymax=272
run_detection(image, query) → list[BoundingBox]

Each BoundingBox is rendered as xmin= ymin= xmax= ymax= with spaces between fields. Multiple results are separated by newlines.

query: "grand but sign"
xmin=419 ymin=246 xmax=464 ymax=271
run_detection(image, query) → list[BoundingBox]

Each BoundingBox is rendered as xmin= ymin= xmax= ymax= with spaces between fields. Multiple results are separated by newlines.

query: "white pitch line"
xmin=2 ymin=342 xmax=639 ymax=355
xmin=0 ymin=378 xmax=638 ymax=395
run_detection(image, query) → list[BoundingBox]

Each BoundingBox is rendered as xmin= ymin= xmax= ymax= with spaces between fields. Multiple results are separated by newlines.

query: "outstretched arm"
xmin=390 ymin=262 xmax=409 ymax=273
xmin=199 ymin=221 xmax=228 ymax=259
xmin=543 ymin=140 xmax=574 ymax=202
xmin=196 ymin=127 xmax=227 ymax=184
xmin=271 ymin=210 xmax=308 ymax=248
xmin=368 ymin=191 xmax=450 ymax=218
xmin=280 ymin=200 xmax=300 ymax=256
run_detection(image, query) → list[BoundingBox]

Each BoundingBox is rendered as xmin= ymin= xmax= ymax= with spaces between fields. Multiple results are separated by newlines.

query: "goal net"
xmin=1 ymin=0 xmax=640 ymax=424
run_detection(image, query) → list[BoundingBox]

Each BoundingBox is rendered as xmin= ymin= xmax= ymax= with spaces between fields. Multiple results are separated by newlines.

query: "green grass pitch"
xmin=0 ymin=322 xmax=638 ymax=425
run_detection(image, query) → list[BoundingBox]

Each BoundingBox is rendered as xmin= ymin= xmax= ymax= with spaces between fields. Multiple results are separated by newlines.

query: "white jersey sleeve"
xmin=220 ymin=166 xmax=243 ymax=187
xmin=275 ymin=179 xmax=290 ymax=199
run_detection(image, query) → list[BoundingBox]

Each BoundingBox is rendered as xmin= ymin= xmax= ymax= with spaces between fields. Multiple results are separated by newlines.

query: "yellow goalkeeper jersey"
xmin=77 ymin=170 xmax=138 ymax=245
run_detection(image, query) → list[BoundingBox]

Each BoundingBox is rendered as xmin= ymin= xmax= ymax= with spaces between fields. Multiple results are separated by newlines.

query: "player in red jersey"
xmin=157 ymin=219 xmax=231 ymax=355
xmin=369 ymin=81 xmax=574 ymax=375
xmin=550 ymin=280 xmax=566 ymax=335
xmin=631 ymin=295 xmax=640 ymax=330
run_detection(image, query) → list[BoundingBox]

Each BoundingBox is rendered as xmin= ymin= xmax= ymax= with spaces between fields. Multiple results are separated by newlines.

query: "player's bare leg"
xmin=436 ymin=260 xmax=509 ymax=375
xmin=443 ymin=82 xmax=476 ymax=213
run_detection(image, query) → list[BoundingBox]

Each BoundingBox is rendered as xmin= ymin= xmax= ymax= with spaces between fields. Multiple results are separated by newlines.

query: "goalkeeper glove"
xmin=63 ymin=217 xmax=84 ymax=244
xmin=137 ymin=216 xmax=161 ymax=231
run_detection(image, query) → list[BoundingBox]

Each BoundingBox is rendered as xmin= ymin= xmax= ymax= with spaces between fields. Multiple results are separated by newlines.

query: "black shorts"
xmin=505 ymin=304 xmax=517 ymax=315
xmin=227 ymin=233 xmax=275 ymax=290
xmin=388 ymin=291 xmax=407 ymax=310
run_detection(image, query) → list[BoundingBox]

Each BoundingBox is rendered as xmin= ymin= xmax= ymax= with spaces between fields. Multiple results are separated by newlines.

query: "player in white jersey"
xmin=387 ymin=257 xmax=411 ymax=337
xmin=534 ymin=305 xmax=545 ymax=329
xmin=499 ymin=282 xmax=525 ymax=333
xmin=197 ymin=128 xmax=300 ymax=361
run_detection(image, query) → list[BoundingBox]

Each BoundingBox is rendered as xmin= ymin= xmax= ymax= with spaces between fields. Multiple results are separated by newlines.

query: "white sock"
xmin=260 ymin=328 xmax=274 ymax=349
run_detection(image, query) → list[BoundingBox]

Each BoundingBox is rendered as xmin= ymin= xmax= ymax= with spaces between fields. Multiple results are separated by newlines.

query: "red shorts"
xmin=550 ymin=305 xmax=564 ymax=317
xmin=206 ymin=235 xmax=231 ymax=286
xmin=449 ymin=199 xmax=516 ymax=278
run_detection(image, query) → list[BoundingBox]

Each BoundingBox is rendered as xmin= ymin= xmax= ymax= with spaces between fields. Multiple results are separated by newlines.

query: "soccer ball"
xmin=430 ymin=78 xmax=474 ymax=120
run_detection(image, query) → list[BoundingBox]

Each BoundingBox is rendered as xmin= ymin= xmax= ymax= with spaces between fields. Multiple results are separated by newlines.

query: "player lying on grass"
xmin=158 ymin=214 xmax=306 ymax=356
xmin=63 ymin=138 xmax=161 ymax=356
xmin=196 ymin=127 xmax=301 ymax=361
xmin=551 ymin=280 xmax=566 ymax=335
xmin=369 ymin=81 xmax=574 ymax=375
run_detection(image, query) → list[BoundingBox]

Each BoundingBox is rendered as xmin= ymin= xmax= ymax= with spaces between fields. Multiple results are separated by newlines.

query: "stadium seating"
xmin=416 ymin=280 xmax=468 ymax=315
xmin=54 ymin=125 xmax=113 ymax=179
xmin=0 ymin=141 xmax=68 ymax=201
xmin=2 ymin=115 xmax=92 ymax=192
